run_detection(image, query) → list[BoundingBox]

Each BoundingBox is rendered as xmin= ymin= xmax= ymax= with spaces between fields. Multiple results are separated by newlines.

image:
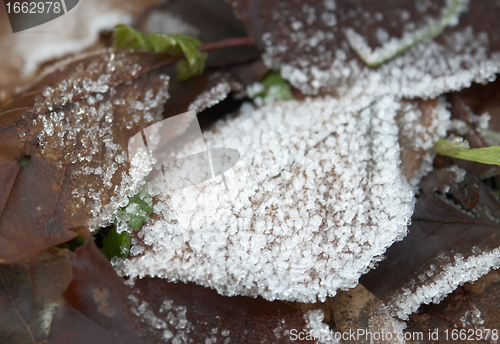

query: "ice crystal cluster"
xmin=26 ymin=50 xmax=169 ymax=230
xmin=123 ymin=95 xmax=431 ymax=302
xmin=389 ymin=248 xmax=500 ymax=320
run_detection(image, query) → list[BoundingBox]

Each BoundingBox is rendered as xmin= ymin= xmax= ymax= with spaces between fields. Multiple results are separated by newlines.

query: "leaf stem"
xmin=198 ymin=36 xmax=255 ymax=52
xmin=136 ymin=36 xmax=255 ymax=77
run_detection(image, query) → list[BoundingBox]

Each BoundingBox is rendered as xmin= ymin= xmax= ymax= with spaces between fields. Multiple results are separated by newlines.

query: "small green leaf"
xmin=130 ymin=191 xmax=154 ymax=215
xmin=434 ymin=138 xmax=500 ymax=166
xmin=168 ymin=33 xmax=203 ymax=66
xmin=260 ymin=71 xmax=292 ymax=101
xmin=247 ymin=71 xmax=293 ymax=104
xmin=18 ymin=155 xmax=31 ymax=167
xmin=149 ymin=33 xmax=179 ymax=53
xmin=113 ymin=24 xmax=152 ymax=51
xmin=176 ymin=52 xmax=208 ymax=81
xmin=102 ymin=227 xmax=131 ymax=260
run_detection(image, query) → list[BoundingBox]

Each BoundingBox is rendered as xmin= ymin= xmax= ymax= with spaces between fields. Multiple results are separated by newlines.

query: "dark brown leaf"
xmin=129 ymin=277 xmax=316 ymax=343
xmin=48 ymin=239 xmax=160 ymax=344
xmin=0 ymin=248 xmax=72 ymax=344
xmin=48 ymin=238 xmax=316 ymax=343
xmin=360 ymin=167 xmax=500 ymax=320
xmin=0 ymin=49 xmax=172 ymax=264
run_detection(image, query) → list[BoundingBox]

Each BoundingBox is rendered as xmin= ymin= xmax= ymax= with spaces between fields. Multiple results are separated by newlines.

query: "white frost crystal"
xmin=389 ymin=248 xmax=500 ymax=320
xmin=122 ymin=95 xmax=416 ymax=302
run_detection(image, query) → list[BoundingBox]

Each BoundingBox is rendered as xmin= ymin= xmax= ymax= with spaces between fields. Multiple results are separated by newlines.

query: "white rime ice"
xmin=122 ymin=95 xmax=417 ymax=302
xmin=389 ymin=248 xmax=500 ymax=320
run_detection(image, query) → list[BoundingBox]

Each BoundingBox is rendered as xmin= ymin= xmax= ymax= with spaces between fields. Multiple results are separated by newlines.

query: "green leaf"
xmin=113 ymin=190 xmax=154 ymax=231
xmin=247 ymin=71 xmax=293 ymax=104
xmin=149 ymin=33 xmax=179 ymax=53
xmin=113 ymin=25 xmax=206 ymax=81
xmin=434 ymin=138 xmax=500 ymax=166
xmin=113 ymin=24 xmax=152 ymax=51
xmin=260 ymin=71 xmax=292 ymax=101
xmin=18 ymin=155 xmax=31 ymax=167
xmin=176 ymin=52 xmax=208 ymax=81
xmin=167 ymin=33 xmax=203 ymax=66
xmin=130 ymin=191 xmax=154 ymax=215
xmin=102 ymin=227 xmax=130 ymax=260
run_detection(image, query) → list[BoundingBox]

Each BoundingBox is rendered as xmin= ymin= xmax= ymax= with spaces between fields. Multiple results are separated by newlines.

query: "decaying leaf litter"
xmin=2 ymin=0 xmax=500 ymax=343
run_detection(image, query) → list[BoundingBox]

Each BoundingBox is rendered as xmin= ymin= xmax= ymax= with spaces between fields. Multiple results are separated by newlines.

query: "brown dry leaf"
xmin=129 ymin=277 xmax=317 ymax=344
xmin=0 ymin=248 xmax=72 ymax=344
xmin=48 ymin=238 xmax=316 ymax=344
xmin=48 ymin=239 xmax=159 ymax=344
xmin=360 ymin=167 xmax=500 ymax=320
xmin=0 ymin=49 xmax=172 ymax=264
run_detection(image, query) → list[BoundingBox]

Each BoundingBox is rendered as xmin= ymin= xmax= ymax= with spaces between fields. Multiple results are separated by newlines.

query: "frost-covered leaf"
xmin=396 ymin=98 xmax=450 ymax=187
xmin=48 ymin=240 xmax=158 ymax=344
xmin=165 ymin=71 xmax=242 ymax=119
xmin=228 ymin=0 xmax=500 ymax=98
xmin=120 ymin=94 xmax=447 ymax=303
xmin=360 ymin=167 xmax=500 ymax=320
xmin=405 ymin=269 xmax=500 ymax=342
xmin=0 ymin=248 xmax=71 ymax=344
xmin=345 ymin=0 xmax=468 ymax=67
xmin=0 ymin=49 xmax=171 ymax=264
xmin=115 ymin=191 xmax=154 ymax=232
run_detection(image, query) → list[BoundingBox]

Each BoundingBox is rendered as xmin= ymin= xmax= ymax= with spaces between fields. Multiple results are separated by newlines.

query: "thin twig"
xmin=137 ymin=36 xmax=255 ymax=78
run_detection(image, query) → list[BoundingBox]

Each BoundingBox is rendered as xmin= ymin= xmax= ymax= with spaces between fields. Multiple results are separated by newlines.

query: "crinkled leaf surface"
xmin=0 ymin=248 xmax=71 ymax=344
xmin=0 ymin=49 xmax=172 ymax=264
xmin=227 ymin=0 xmax=500 ymax=98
